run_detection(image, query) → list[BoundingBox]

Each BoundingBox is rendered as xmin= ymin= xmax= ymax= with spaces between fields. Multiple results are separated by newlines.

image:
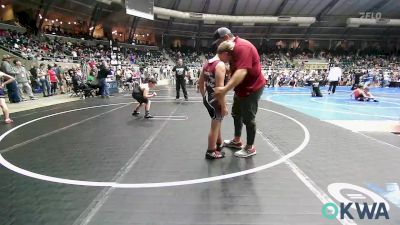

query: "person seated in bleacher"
xmin=86 ymin=68 xmax=99 ymax=92
xmin=70 ymin=70 xmax=93 ymax=98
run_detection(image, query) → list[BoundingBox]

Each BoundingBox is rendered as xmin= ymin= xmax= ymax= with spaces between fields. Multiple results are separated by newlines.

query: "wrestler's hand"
xmin=153 ymin=92 xmax=157 ymax=96
xmin=214 ymin=87 xmax=226 ymax=98
xmin=222 ymin=105 xmax=229 ymax=117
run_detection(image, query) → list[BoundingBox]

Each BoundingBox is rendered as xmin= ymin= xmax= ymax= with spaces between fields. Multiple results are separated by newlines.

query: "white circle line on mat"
xmin=0 ymin=103 xmax=310 ymax=188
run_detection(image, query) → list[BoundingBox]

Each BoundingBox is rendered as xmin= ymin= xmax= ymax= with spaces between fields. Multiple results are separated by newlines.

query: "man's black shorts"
xmin=132 ymin=93 xmax=148 ymax=104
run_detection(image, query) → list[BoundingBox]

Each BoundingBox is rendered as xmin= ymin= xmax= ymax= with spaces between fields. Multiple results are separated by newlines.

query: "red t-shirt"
xmin=231 ymin=37 xmax=266 ymax=97
xmin=48 ymin=69 xmax=57 ymax=83
xmin=89 ymin=61 xmax=97 ymax=69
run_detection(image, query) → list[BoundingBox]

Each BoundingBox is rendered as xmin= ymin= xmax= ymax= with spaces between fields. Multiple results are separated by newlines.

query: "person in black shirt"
xmin=172 ymin=58 xmax=189 ymax=100
xmin=97 ymin=61 xmax=110 ymax=98
xmin=351 ymin=69 xmax=363 ymax=90
xmin=29 ymin=65 xmax=40 ymax=90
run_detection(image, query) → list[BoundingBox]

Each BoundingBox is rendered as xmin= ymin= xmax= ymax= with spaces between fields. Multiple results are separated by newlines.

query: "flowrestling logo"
xmin=322 ymin=183 xmax=390 ymax=220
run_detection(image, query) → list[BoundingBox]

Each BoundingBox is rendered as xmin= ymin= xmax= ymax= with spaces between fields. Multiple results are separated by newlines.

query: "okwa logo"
xmin=322 ymin=183 xmax=390 ymax=220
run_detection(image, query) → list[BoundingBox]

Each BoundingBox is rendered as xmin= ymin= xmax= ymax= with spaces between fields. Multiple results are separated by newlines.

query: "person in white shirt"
xmin=327 ymin=64 xmax=342 ymax=94
xmin=382 ymin=72 xmax=391 ymax=87
xmin=71 ymin=50 xmax=78 ymax=61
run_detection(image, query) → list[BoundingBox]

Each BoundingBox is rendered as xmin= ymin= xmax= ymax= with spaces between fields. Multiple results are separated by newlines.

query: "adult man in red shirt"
xmin=213 ymin=27 xmax=266 ymax=158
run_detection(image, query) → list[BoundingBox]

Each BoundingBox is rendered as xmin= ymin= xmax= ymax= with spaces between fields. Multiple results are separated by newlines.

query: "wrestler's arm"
xmin=216 ymin=69 xmax=247 ymax=96
xmin=198 ymin=69 xmax=206 ymax=97
xmin=215 ymin=62 xmax=227 ymax=103
xmin=143 ymin=86 xmax=155 ymax=99
xmin=215 ymin=62 xmax=228 ymax=116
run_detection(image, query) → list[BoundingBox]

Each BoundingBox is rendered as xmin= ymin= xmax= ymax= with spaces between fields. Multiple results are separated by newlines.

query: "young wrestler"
xmin=350 ymin=84 xmax=366 ymax=101
xmin=363 ymin=86 xmax=379 ymax=102
xmin=131 ymin=78 xmax=157 ymax=119
xmin=198 ymin=41 xmax=233 ymax=159
xmin=0 ymin=71 xmax=15 ymax=123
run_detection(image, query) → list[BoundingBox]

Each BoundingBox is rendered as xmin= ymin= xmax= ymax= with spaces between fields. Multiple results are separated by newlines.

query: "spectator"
xmin=1 ymin=55 xmax=21 ymax=103
xmin=1 ymin=55 xmax=18 ymax=77
xmin=29 ymin=65 xmax=40 ymax=90
xmin=54 ymin=64 xmax=65 ymax=94
xmin=48 ymin=64 xmax=58 ymax=95
xmin=38 ymin=63 xmax=51 ymax=97
xmin=13 ymin=59 xmax=37 ymax=100
xmin=382 ymin=71 xmax=391 ymax=88
xmin=98 ymin=61 xmax=110 ymax=98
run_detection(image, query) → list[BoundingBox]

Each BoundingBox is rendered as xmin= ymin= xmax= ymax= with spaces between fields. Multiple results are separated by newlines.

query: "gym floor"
xmin=0 ymin=86 xmax=399 ymax=225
